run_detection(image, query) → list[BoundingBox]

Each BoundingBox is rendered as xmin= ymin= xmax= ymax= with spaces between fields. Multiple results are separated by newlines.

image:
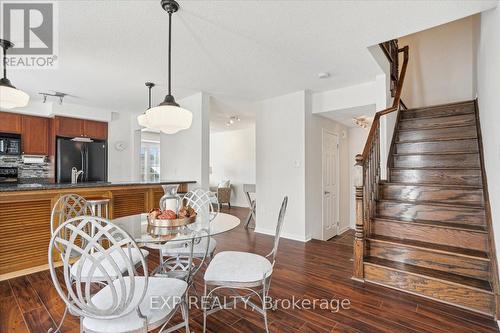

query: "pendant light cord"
xmin=168 ymin=11 xmax=172 ymax=96
xmin=148 ymin=85 xmax=152 ymax=109
xmin=2 ymin=46 xmax=6 ymax=80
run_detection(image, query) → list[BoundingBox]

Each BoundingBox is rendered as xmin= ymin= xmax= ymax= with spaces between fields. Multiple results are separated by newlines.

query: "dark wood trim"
xmin=473 ymin=98 xmax=500 ymax=319
xmin=387 ymin=105 xmax=403 ymax=181
xmin=361 ymin=46 xmax=409 ymax=161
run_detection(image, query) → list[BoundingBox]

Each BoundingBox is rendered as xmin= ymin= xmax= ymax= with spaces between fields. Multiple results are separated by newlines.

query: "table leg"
xmin=244 ymin=191 xmax=256 ymax=229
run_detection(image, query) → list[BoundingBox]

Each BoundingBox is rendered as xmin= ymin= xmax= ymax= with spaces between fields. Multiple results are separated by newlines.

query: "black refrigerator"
xmin=56 ymin=137 xmax=108 ymax=183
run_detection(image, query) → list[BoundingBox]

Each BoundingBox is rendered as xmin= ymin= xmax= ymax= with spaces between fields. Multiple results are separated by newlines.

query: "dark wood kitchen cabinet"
xmin=21 ymin=115 xmax=49 ymax=155
xmin=0 ymin=112 xmax=22 ymax=134
xmin=84 ymin=120 xmax=108 ymax=140
xmin=54 ymin=116 xmax=85 ymax=137
xmin=54 ymin=116 xmax=107 ymax=140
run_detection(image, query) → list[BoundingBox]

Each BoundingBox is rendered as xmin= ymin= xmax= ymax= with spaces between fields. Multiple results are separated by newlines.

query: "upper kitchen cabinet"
xmin=0 ymin=112 xmax=22 ymax=134
xmin=54 ymin=116 xmax=84 ymax=137
xmin=83 ymin=120 xmax=108 ymax=140
xmin=55 ymin=116 xmax=108 ymax=140
xmin=21 ymin=116 xmax=49 ymax=155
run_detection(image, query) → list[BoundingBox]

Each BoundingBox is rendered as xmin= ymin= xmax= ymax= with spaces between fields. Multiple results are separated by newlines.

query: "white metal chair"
xmin=51 ymin=194 xmax=149 ymax=279
xmin=202 ymin=196 xmax=288 ymax=333
xmin=158 ymin=189 xmax=219 ymax=270
xmin=48 ymin=215 xmax=193 ymax=333
xmin=49 ymin=194 xmax=149 ymax=333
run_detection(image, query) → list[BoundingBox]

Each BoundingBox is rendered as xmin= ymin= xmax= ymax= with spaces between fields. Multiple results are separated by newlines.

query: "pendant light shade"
xmin=137 ymin=0 xmax=192 ymax=134
xmin=0 ymin=39 xmax=29 ymax=109
xmin=0 ymin=84 xmax=30 ymax=109
xmin=142 ymin=104 xmax=192 ymax=134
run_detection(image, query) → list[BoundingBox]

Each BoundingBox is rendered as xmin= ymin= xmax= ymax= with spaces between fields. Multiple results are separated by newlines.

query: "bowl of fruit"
xmin=147 ymin=206 xmax=197 ymax=228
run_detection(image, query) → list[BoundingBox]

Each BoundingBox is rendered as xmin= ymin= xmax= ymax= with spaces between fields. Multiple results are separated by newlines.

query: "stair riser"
xmin=402 ymin=104 xmax=475 ymax=119
xmin=366 ymin=240 xmax=490 ymax=280
xmin=364 ymin=264 xmax=494 ymax=316
xmin=399 ymin=114 xmax=476 ymax=130
xmin=380 ymin=184 xmax=484 ymax=206
xmin=372 ymin=220 xmax=488 ymax=252
xmin=377 ymin=202 xmax=486 ymax=226
xmin=390 ymin=169 xmax=482 ymax=186
xmin=395 ymin=139 xmax=479 ymax=154
xmin=398 ymin=126 xmax=477 ymax=142
xmin=393 ymin=154 xmax=480 ymax=169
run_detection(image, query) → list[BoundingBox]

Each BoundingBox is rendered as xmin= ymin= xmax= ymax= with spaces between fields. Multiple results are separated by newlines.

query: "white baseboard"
xmin=338 ymin=226 xmax=352 ymax=235
xmin=254 ymin=227 xmax=311 ymax=242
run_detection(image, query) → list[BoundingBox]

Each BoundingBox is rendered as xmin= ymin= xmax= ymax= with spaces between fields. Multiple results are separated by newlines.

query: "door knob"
xmin=324 ymin=191 xmax=330 ymax=195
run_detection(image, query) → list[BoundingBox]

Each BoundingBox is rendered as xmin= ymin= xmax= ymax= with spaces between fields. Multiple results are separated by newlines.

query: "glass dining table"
xmin=112 ymin=212 xmax=240 ymax=245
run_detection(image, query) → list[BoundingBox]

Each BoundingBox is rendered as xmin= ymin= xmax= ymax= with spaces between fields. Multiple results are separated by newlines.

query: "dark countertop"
xmin=0 ymin=180 xmax=196 ymax=192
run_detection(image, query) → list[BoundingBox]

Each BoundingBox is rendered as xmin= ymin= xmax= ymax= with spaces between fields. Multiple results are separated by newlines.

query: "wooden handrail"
xmin=352 ymin=44 xmax=409 ymax=281
xmin=361 ymin=46 xmax=409 ymax=161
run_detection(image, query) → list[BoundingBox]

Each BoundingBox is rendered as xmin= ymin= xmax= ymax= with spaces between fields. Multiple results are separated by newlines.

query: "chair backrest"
xmin=48 ymin=215 xmax=148 ymax=320
xmin=183 ymin=188 xmax=219 ymax=222
xmin=51 ymin=194 xmax=94 ymax=256
xmin=267 ymin=196 xmax=288 ymax=265
xmin=51 ymin=194 xmax=92 ymax=233
xmin=159 ymin=229 xmax=209 ymax=286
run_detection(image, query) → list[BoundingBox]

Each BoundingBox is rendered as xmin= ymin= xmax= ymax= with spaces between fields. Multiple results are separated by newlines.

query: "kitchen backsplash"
xmin=0 ymin=155 xmax=52 ymax=181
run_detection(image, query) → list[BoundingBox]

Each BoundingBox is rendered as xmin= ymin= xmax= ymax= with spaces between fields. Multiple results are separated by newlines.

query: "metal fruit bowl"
xmin=147 ymin=214 xmax=197 ymax=228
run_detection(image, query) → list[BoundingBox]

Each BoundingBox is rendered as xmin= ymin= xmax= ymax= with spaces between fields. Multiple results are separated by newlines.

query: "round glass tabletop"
xmin=113 ymin=212 xmax=240 ymax=244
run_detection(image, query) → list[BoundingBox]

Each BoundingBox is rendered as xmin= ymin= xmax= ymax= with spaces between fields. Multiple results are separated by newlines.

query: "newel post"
xmin=353 ymin=154 xmax=365 ymax=281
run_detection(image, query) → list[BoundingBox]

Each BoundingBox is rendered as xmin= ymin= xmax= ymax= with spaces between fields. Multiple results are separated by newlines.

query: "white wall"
xmin=256 ymin=91 xmax=307 ymax=241
xmin=348 ymin=127 xmax=370 ymax=227
xmin=108 ymin=112 xmax=138 ymax=182
xmin=305 ymin=108 xmax=350 ymax=240
xmin=477 ymin=5 xmax=500 ymax=280
xmin=161 ymin=92 xmax=210 ymax=187
xmin=210 ymin=126 xmax=256 ymax=207
xmin=400 ymin=15 xmax=480 ymax=108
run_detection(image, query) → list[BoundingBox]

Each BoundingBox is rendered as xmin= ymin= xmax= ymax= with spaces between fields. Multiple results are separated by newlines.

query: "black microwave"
xmin=0 ymin=134 xmax=21 ymax=155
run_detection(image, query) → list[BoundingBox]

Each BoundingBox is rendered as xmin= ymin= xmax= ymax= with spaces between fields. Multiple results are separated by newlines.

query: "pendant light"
xmin=0 ymin=39 xmax=30 ymax=109
xmin=137 ymin=0 xmax=192 ymax=134
xmin=137 ymin=82 xmax=155 ymax=128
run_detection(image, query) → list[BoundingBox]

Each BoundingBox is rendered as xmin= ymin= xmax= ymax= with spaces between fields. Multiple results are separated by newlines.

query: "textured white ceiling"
xmin=6 ymin=0 xmax=498 ymax=114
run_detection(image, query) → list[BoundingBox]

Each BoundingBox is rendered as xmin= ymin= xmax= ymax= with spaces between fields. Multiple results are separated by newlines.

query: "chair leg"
xmin=181 ymin=300 xmax=190 ymax=333
xmin=262 ymin=281 xmax=269 ymax=333
xmin=48 ymin=305 xmax=69 ymax=333
xmin=203 ymin=283 xmax=208 ymax=333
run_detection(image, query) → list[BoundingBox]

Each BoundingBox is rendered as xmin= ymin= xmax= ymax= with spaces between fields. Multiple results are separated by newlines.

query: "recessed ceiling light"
xmin=318 ymin=72 xmax=330 ymax=79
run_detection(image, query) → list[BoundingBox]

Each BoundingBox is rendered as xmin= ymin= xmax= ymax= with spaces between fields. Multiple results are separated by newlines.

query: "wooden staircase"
xmin=356 ymin=100 xmax=499 ymax=317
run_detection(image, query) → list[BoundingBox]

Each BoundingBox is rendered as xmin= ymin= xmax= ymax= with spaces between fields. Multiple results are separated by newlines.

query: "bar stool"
xmin=86 ymin=197 xmax=110 ymax=219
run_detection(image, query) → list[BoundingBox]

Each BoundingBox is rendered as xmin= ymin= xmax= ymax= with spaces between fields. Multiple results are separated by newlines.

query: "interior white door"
xmin=322 ymin=131 xmax=339 ymax=240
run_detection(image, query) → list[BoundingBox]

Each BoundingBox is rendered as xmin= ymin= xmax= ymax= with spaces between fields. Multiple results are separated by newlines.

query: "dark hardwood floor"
xmin=1 ymin=206 xmax=498 ymax=332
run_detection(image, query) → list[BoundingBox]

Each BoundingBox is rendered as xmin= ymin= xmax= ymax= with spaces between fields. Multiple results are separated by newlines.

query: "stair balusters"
xmin=353 ymin=44 xmax=409 ymax=281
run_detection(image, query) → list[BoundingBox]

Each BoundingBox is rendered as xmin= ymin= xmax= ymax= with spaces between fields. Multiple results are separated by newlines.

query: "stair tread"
xmin=374 ymin=216 xmax=488 ymax=233
xmin=400 ymin=112 xmax=474 ymax=121
xmin=391 ymin=167 xmax=481 ymax=170
xmin=377 ymin=198 xmax=484 ymax=209
xmin=393 ymin=152 xmax=479 ymax=156
xmin=391 ymin=167 xmax=480 ymax=170
xmin=368 ymin=235 xmax=489 ymax=260
xmin=397 ymin=137 xmax=478 ymax=144
xmin=398 ymin=124 xmax=476 ymax=132
xmin=364 ymin=257 xmax=492 ymax=292
xmin=380 ymin=181 xmax=482 ymax=189
xmin=401 ymin=110 xmax=475 ymax=121
xmin=404 ymin=100 xmax=474 ymax=113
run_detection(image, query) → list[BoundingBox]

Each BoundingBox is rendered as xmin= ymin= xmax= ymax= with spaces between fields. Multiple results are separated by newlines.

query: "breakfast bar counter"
xmin=0 ymin=180 xmax=195 ymax=279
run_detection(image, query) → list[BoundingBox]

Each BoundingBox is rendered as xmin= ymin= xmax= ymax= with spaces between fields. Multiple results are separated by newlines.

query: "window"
xmin=140 ymin=139 xmax=160 ymax=182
